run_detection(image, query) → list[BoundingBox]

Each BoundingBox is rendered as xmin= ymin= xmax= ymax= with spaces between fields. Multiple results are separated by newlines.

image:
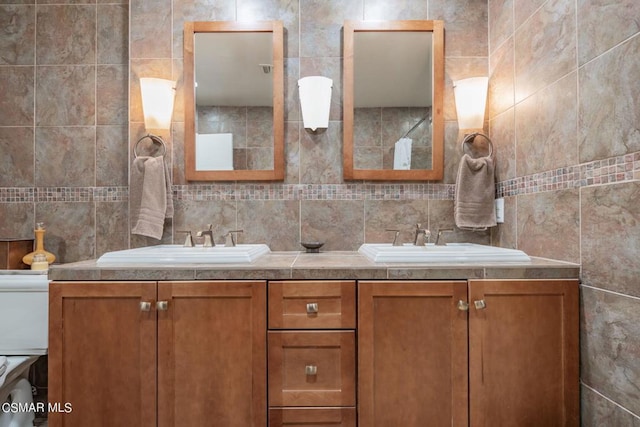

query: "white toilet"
xmin=0 ymin=272 xmax=48 ymax=427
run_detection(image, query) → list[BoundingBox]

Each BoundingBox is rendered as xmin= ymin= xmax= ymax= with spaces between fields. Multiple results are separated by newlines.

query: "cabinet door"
xmin=358 ymin=281 xmax=469 ymax=427
xmin=468 ymin=279 xmax=579 ymax=427
xmin=48 ymin=281 xmax=157 ymax=427
xmin=157 ymin=281 xmax=266 ymax=427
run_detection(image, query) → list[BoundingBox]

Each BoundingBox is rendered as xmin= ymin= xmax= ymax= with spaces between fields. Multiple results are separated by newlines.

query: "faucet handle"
xmin=435 ymin=228 xmax=454 ymax=246
xmin=385 ymin=229 xmax=402 ymax=246
xmin=176 ymin=230 xmax=194 ymax=247
xmin=224 ymin=230 xmax=243 ymax=247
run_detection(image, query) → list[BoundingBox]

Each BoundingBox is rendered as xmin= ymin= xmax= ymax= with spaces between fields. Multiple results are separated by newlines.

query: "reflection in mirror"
xmin=184 ymin=21 xmax=284 ymax=181
xmin=343 ymin=20 xmax=444 ymax=181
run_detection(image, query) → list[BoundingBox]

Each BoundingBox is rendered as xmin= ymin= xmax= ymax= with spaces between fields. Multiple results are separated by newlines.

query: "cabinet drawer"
xmin=268 ymin=331 xmax=356 ymax=407
xmin=268 ymin=281 xmax=356 ymax=329
xmin=269 ymin=407 xmax=356 ymax=426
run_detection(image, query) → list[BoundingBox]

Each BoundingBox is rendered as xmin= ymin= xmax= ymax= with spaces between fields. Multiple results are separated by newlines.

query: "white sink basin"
xmin=96 ymin=244 xmax=271 ymax=265
xmin=358 ymin=243 xmax=531 ymax=263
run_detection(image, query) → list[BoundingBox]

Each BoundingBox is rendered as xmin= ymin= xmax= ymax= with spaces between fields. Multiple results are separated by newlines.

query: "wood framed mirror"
xmin=184 ymin=21 xmax=284 ymax=181
xmin=343 ymin=20 xmax=444 ymax=181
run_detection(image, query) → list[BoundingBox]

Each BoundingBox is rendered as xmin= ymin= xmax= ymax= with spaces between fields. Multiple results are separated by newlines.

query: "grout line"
xmin=581 ymin=382 xmax=640 ymax=420
xmin=581 ymin=284 xmax=640 ymax=302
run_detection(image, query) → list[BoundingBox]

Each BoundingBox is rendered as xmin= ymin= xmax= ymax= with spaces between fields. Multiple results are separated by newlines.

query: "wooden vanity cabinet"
xmin=48 ymin=280 xmax=267 ymax=427
xmin=49 ymin=277 xmax=577 ymax=427
xmin=358 ymin=279 xmax=579 ymax=427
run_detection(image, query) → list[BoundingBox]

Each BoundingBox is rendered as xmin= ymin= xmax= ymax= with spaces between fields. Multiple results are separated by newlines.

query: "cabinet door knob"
xmin=306 ymin=303 xmax=319 ymax=314
xmin=305 ymin=365 xmax=318 ymax=376
xmin=457 ymin=300 xmax=469 ymax=311
xmin=156 ymin=301 xmax=169 ymax=311
xmin=474 ymin=300 xmax=487 ymax=310
xmin=140 ymin=301 xmax=151 ymax=312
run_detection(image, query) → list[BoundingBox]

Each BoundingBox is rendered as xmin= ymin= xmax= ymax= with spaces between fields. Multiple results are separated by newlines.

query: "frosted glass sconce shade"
xmin=140 ymin=77 xmax=177 ymax=130
xmin=453 ymin=77 xmax=488 ymax=130
xmin=298 ymin=76 xmax=333 ymax=131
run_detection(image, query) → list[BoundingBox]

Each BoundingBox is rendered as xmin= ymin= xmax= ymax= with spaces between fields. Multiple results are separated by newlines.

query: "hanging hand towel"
xmin=393 ymin=138 xmax=412 ymax=170
xmin=454 ymin=153 xmax=497 ymax=230
xmin=131 ymin=156 xmax=173 ymax=240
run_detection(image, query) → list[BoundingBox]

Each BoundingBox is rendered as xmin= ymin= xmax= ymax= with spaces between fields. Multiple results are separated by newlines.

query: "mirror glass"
xmin=184 ymin=21 xmax=284 ymax=181
xmin=343 ymin=20 xmax=444 ymax=181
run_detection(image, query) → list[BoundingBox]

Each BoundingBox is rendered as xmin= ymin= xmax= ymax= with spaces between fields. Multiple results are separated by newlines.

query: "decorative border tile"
xmin=174 ymin=183 xmax=455 ymax=201
xmin=93 ymin=187 xmax=129 ymax=202
xmin=0 ymin=187 xmax=129 ymax=203
xmin=497 ymin=151 xmax=640 ymax=197
xmin=1 ymin=151 xmax=638 ymax=204
xmin=0 ymin=188 xmax=36 ymax=202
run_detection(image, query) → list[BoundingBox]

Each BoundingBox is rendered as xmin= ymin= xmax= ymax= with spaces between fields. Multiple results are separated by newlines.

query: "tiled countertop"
xmin=48 ymin=251 xmax=580 ymax=281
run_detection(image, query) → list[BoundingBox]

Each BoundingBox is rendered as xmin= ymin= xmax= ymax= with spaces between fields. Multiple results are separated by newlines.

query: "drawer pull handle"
xmin=305 ymin=365 xmax=318 ymax=376
xmin=306 ymin=303 xmax=319 ymax=314
xmin=140 ymin=302 xmax=151 ymax=312
xmin=156 ymin=301 xmax=169 ymax=311
xmin=474 ymin=300 xmax=486 ymax=310
xmin=457 ymin=300 xmax=469 ymax=311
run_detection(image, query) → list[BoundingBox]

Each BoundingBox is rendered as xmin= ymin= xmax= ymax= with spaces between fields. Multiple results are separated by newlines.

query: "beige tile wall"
xmin=489 ymin=0 xmax=640 ymax=422
xmin=0 ymin=0 xmax=489 ymax=258
xmin=1 ymin=0 xmax=639 ymax=423
xmin=0 ymin=0 xmax=129 ymax=260
xmin=128 ymin=0 xmax=491 ymax=251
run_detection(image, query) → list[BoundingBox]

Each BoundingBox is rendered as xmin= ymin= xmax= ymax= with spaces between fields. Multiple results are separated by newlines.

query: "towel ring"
xmin=461 ymin=132 xmax=494 ymax=158
xmin=134 ymin=134 xmax=167 ymax=158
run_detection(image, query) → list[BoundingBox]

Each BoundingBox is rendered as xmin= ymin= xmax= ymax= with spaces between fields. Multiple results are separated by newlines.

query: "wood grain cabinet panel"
xmin=468 ymin=279 xmax=579 ymax=427
xmin=49 ymin=280 xmax=267 ymax=427
xmin=268 ymin=280 xmax=356 ymax=329
xmin=158 ymin=281 xmax=266 ymax=427
xmin=268 ymin=331 xmax=356 ymax=407
xmin=358 ymin=280 xmax=469 ymax=427
xmin=357 ymin=279 xmax=579 ymax=427
xmin=48 ymin=281 xmax=158 ymax=427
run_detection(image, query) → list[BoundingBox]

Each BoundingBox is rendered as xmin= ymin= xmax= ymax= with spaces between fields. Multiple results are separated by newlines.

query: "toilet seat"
xmin=0 ymin=273 xmax=48 ymax=427
xmin=0 ymin=357 xmax=35 ymax=391
xmin=0 ymin=356 xmax=37 ymax=427
xmin=0 ymin=378 xmax=35 ymax=427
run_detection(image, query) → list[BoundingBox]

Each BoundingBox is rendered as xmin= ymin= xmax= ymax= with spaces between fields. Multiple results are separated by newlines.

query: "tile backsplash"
xmin=2 ymin=0 xmax=640 ymax=423
xmin=1 ymin=0 xmax=492 ymax=258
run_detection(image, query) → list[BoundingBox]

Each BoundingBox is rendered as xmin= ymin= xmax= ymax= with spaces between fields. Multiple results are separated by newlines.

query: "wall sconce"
xmin=453 ymin=76 xmax=493 ymax=156
xmin=138 ymin=77 xmax=176 ymax=155
xmin=453 ymin=76 xmax=488 ymax=130
xmin=298 ymin=76 xmax=333 ymax=131
xmin=140 ymin=77 xmax=176 ymax=130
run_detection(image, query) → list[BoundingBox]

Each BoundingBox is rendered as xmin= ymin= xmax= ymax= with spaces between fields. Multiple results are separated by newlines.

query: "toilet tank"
xmin=0 ymin=272 xmax=48 ymax=355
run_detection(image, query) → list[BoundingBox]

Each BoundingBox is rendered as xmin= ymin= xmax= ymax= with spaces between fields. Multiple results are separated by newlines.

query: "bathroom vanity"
xmin=47 ymin=251 xmax=580 ymax=427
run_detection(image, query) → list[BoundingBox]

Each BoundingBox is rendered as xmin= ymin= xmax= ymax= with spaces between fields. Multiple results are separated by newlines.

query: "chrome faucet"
xmin=197 ymin=224 xmax=216 ymax=247
xmin=435 ymin=228 xmax=454 ymax=246
xmin=224 ymin=230 xmax=243 ymax=247
xmin=177 ymin=230 xmax=194 ymax=247
xmin=385 ymin=229 xmax=402 ymax=246
xmin=413 ymin=224 xmax=431 ymax=246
